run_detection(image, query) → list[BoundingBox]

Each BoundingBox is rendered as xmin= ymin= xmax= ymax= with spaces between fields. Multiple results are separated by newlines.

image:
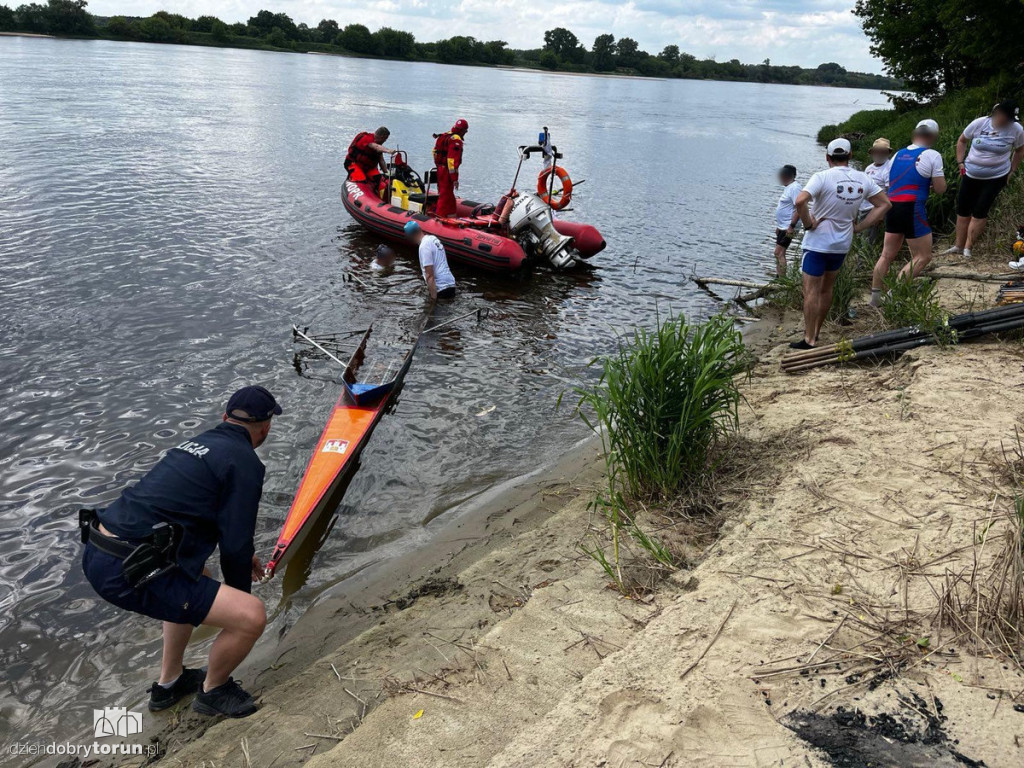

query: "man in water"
xmin=432 ymin=119 xmax=467 ymax=217
xmin=792 ymin=138 xmax=890 ymax=349
xmin=870 ymin=120 xmax=947 ymax=306
xmin=371 ymin=244 xmax=396 ymax=274
xmin=344 ymin=127 xmax=396 ymax=195
xmin=404 ymin=221 xmax=456 ymax=300
xmin=81 ymin=386 xmax=282 ymax=718
xmin=858 ymin=137 xmax=892 ymax=244
xmin=773 ymin=164 xmax=801 ymax=275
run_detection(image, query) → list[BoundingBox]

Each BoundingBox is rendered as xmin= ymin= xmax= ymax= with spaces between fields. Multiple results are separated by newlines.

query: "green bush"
xmin=880 ymin=270 xmax=955 ymax=344
xmin=577 ymin=313 xmax=748 ymax=501
xmin=766 ymin=258 xmax=804 ymax=311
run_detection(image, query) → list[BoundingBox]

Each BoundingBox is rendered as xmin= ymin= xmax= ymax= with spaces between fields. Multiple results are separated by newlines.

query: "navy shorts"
xmin=775 ymin=228 xmax=794 ymax=248
xmin=801 ymin=250 xmax=846 ymax=276
xmin=886 ymin=200 xmax=931 ymax=239
xmin=82 ymin=543 xmax=220 ymax=626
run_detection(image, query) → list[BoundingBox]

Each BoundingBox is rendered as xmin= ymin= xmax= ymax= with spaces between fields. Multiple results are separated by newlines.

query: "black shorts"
xmin=83 ymin=543 xmax=220 ymax=626
xmin=886 ymin=200 xmax=931 ymax=239
xmin=775 ymin=228 xmax=793 ymax=248
xmin=437 ymin=286 xmax=456 ymax=300
xmin=956 ymin=174 xmax=1008 ymax=219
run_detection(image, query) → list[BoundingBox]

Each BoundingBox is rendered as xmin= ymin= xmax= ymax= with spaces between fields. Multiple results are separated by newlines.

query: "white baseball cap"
xmin=826 ymin=138 xmax=852 ymax=157
xmin=914 ymin=119 xmax=939 ymax=134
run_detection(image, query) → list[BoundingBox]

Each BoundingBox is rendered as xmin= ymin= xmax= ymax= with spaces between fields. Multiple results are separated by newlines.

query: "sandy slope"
xmin=150 ymin=270 xmax=1024 ymax=768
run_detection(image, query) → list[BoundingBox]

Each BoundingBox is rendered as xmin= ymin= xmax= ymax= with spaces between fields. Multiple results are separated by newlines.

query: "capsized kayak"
xmin=264 ymin=321 xmax=421 ymax=578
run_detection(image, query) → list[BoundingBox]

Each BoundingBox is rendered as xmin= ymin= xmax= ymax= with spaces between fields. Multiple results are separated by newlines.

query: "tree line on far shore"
xmin=0 ymin=0 xmax=901 ymax=90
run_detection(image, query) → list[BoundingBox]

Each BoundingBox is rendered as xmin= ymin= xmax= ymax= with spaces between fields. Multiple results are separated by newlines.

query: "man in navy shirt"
xmin=82 ymin=385 xmax=282 ymax=718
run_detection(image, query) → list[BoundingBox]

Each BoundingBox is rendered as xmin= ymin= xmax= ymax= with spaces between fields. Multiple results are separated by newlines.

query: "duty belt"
xmin=87 ymin=520 xmax=137 ymax=559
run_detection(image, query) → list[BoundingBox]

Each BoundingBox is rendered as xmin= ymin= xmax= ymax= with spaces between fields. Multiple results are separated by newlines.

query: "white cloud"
xmin=87 ymin=0 xmax=882 ymax=72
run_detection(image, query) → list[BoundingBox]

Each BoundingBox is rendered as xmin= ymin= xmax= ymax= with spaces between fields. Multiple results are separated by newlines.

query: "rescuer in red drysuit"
xmin=345 ymin=126 xmax=395 ymax=197
xmin=432 ymin=119 xmax=467 ymax=217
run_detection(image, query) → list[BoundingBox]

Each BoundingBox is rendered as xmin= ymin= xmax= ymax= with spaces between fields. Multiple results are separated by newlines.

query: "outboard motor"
xmin=507 ymin=193 xmax=578 ymax=269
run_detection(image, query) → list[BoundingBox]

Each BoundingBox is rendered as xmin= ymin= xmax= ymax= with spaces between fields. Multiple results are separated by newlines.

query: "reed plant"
xmin=827 ymin=236 xmax=878 ymax=323
xmin=576 ymin=313 xmax=749 ymax=593
xmin=880 ymin=268 xmax=956 ymax=345
xmin=766 ymin=258 xmax=803 ymax=311
xmin=578 ymin=313 xmax=749 ymax=500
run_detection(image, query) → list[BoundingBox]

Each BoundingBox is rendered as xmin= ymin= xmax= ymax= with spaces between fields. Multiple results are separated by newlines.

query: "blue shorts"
xmin=801 ymin=250 xmax=846 ymax=277
xmin=83 ymin=543 xmax=220 ymax=626
xmin=886 ymin=200 xmax=931 ymax=239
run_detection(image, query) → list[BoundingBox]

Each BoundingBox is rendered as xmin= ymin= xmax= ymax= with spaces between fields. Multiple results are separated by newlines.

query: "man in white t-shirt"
xmin=772 ymin=164 xmax=801 ymax=275
xmin=870 ymin=120 xmax=947 ymax=306
xmin=791 ymin=138 xmax=890 ymax=349
xmin=404 ymin=221 xmax=456 ymax=300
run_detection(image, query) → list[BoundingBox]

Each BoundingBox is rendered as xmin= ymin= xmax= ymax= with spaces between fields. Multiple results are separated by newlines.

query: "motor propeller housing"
xmin=506 ymin=193 xmax=578 ymax=269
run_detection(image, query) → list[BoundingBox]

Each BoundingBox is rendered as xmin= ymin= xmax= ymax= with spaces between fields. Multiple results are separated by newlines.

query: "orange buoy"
xmin=537 ymin=166 xmax=573 ymax=210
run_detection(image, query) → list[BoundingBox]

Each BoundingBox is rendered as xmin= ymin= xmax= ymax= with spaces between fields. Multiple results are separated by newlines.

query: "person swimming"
xmin=371 ymin=244 xmax=396 ymax=274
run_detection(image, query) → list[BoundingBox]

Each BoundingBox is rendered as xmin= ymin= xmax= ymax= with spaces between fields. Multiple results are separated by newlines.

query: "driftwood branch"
xmin=926 ymin=269 xmax=1017 ymax=283
xmin=692 ymin=277 xmax=769 ymax=291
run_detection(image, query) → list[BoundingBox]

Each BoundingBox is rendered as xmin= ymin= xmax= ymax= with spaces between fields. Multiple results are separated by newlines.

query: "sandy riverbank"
xmin=123 ymin=247 xmax=1024 ymax=767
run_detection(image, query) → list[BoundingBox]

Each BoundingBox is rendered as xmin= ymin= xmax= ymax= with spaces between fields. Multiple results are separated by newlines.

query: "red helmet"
xmin=453 ymin=119 xmax=468 ymax=135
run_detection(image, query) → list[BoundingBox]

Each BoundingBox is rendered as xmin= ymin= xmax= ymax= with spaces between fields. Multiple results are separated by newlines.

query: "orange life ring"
xmin=537 ymin=166 xmax=573 ymax=210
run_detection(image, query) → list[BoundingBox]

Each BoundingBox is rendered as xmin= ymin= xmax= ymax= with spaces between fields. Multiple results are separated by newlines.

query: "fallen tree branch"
xmin=692 ymin=277 xmax=769 ymax=290
xmin=926 ymin=269 xmax=1017 ymax=283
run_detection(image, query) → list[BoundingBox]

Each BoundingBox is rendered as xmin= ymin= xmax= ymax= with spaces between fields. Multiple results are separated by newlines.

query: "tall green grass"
xmin=577 ymin=313 xmax=748 ymax=501
xmin=576 ymin=313 xmax=749 ymax=593
xmin=880 ymin=269 xmax=956 ymax=345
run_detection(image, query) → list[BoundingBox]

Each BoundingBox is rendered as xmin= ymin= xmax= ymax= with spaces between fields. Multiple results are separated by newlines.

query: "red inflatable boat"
xmin=341 ymin=145 xmax=606 ymax=274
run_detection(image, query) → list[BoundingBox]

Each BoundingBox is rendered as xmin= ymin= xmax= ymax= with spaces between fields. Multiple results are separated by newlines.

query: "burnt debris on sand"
xmin=785 ymin=693 xmax=985 ymax=768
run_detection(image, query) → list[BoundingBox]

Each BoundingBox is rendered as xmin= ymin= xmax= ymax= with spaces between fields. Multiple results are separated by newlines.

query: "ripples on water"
xmin=0 ymin=37 xmax=890 ymax=745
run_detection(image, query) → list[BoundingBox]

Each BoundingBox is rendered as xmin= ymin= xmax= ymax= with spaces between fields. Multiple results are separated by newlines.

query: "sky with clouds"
xmin=88 ymin=0 xmax=884 ymax=73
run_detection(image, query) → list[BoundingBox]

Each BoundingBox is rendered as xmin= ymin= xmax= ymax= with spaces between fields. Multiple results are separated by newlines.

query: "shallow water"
xmin=0 ymin=37 xmax=889 ymax=748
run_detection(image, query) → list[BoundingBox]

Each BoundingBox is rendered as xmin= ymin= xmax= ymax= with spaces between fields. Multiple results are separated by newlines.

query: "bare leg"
xmin=953 ymin=215 xmax=970 ymax=249
xmin=898 ymin=233 xmax=934 ymax=280
xmin=159 ymin=623 xmax=194 ymax=683
xmin=810 ymin=269 xmax=841 ymax=344
xmin=965 ymin=217 xmax=987 ymax=251
xmin=801 ymin=272 xmax=822 ymax=345
xmin=774 ymin=243 xmax=787 ymax=276
xmin=200 ymin=584 xmax=267 ymax=690
xmin=872 ymin=232 xmax=904 ymax=292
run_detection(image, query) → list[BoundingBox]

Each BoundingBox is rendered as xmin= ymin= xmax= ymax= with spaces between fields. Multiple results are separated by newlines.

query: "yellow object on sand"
xmin=413 ymin=709 xmax=424 ymax=719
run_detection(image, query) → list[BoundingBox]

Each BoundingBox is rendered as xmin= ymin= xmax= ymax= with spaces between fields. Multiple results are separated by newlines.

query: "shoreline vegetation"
xmin=0 ymin=1 xmax=902 ymax=89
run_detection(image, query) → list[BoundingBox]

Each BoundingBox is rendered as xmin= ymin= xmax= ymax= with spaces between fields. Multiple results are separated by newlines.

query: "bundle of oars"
xmin=782 ymin=303 xmax=1024 ymax=373
xmin=995 ymin=279 xmax=1024 ymax=306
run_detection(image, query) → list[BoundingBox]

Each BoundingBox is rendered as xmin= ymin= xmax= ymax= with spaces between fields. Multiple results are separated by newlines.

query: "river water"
xmin=0 ymin=37 xmax=889 ymax=749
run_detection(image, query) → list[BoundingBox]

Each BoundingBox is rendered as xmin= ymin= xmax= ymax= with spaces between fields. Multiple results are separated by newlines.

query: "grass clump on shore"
xmin=576 ymin=313 xmax=748 ymax=594
xmin=880 ymin=269 xmax=956 ymax=345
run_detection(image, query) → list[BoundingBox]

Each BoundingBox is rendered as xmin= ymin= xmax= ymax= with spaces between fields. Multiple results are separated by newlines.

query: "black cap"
xmin=225 ymin=385 xmax=282 ymax=423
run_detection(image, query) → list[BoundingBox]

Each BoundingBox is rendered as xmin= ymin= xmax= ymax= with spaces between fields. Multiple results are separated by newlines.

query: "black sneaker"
xmin=148 ymin=667 xmax=207 ymax=712
xmin=192 ymin=678 xmax=258 ymax=718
